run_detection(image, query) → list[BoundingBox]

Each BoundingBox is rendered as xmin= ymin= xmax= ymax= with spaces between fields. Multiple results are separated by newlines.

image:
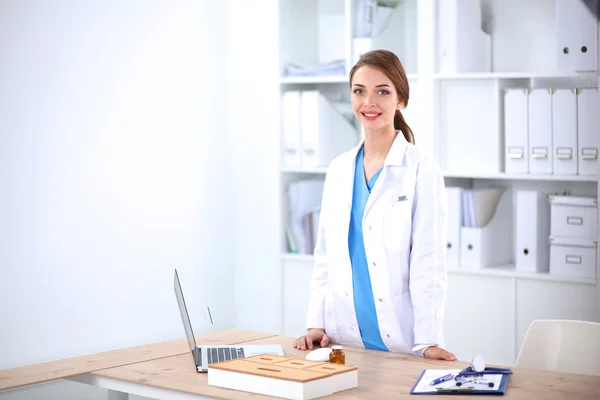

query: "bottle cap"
xmin=332 ymin=345 xmax=343 ymax=350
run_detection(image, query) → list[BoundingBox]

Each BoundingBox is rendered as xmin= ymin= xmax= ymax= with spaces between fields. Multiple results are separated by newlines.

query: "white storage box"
xmin=549 ymin=237 xmax=597 ymax=279
xmin=549 ymin=195 xmax=598 ymax=238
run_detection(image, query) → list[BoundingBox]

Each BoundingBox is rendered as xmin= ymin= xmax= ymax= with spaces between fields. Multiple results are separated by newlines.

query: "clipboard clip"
xmin=436 ymin=385 xmax=475 ymax=392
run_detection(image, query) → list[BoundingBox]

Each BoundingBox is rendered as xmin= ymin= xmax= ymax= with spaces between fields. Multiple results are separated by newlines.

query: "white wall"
xmin=229 ymin=0 xmax=282 ymax=333
xmin=0 ymin=0 xmax=234 ymax=398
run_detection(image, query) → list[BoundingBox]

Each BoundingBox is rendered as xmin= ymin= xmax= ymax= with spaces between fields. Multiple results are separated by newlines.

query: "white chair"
xmin=515 ymin=319 xmax=600 ymax=376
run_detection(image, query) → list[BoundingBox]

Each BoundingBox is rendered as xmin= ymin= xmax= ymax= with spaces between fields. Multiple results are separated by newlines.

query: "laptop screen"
xmin=173 ymin=269 xmax=197 ymax=353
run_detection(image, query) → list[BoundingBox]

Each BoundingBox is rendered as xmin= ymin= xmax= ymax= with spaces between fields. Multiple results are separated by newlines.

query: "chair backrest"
xmin=515 ymin=319 xmax=600 ymax=376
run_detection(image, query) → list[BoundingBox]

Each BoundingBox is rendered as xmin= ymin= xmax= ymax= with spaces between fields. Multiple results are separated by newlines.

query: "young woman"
xmin=293 ymin=50 xmax=456 ymax=361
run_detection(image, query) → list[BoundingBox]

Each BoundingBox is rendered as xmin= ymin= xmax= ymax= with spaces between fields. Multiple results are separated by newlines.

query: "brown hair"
xmin=349 ymin=50 xmax=415 ymax=144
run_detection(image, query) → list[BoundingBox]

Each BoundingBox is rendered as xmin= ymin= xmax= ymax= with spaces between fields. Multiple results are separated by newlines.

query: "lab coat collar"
xmin=349 ymin=131 xmax=408 ymax=167
xmin=384 ymin=131 xmax=408 ymax=166
xmin=355 ymin=131 xmax=408 ymax=221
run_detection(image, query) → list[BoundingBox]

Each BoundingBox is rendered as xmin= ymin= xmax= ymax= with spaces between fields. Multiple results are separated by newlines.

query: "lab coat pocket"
xmin=384 ymin=199 xmax=411 ymax=251
xmin=324 ymin=222 xmax=345 ymax=259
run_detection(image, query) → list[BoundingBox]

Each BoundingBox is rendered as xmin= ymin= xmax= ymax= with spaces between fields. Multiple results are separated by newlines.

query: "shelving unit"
xmin=281 ymin=252 xmax=597 ymax=285
xmin=280 ymin=167 xmax=598 ymax=182
xmin=281 ymin=74 xmax=418 ymax=85
xmin=277 ymin=0 xmax=599 ymax=367
xmin=434 ymin=72 xmax=598 ymax=80
xmin=447 ymin=265 xmax=597 ymax=285
xmin=280 ymin=76 xmax=350 ymax=84
xmin=279 ymin=167 xmax=328 ymax=174
xmin=443 ymin=172 xmax=597 ymax=182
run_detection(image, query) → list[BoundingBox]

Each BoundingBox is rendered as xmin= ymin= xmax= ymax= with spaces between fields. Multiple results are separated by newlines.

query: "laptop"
xmin=173 ymin=269 xmax=284 ymax=372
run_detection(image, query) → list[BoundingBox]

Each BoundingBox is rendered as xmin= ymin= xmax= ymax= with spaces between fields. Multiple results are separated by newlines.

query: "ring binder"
xmin=515 ymin=190 xmax=551 ymax=273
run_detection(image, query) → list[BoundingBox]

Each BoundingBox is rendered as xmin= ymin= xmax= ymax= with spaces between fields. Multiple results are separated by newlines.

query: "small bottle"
xmin=329 ymin=345 xmax=345 ymax=364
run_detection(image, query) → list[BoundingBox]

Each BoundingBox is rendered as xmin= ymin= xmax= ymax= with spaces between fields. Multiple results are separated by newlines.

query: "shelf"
xmin=280 ymin=76 xmax=348 ymax=84
xmin=281 ymin=253 xmax=597 ymax=285
xmin=448 ymin=266 xmax=597 ymax=285
xmin=280 ymin=167 xmax=328 ymax=174
xmin=434 ymin=72 xmax=598 ymax=80
xmin=281 ymin=253 xmax=314 ymax=263
xmin=280 ymin=74 xmax=418 ymax=85
xmin=280 ymin=73 xmax=595 ymax=83
xmin=443 ymin=172 xmax=598 ymax=182
xmin=282 ymin=171 xmax=597 ymax=181
xmin=281 ymin=170 xmax=598 ymax=181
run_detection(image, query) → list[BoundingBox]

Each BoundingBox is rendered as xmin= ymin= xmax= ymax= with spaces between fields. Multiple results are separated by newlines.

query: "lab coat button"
xmin=386 ymin=333 xmax=390 ymax=338
xmin=345 ymin=292 xmax=349 ymax=297
xmin=378 ymin=297 xmax=383 ymax=302
xmin=350 ymin=326 xmax=355 ymax=331
xmin=368 ymin=225 xmax=372 ymax=230
xmin=372 ymin=262 xmax=376 ymax=267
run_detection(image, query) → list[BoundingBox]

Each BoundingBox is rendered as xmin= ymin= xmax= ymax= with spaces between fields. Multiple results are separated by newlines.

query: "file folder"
xmin=300 ymin=90 xmax=358 ymax=168
xmin=470 ymin=188 xmax=504 ymax=228
xmin=504 ymin=89 xmax=528 ymax=174
xmin=577 ymin=88 xmax=599 ymax=175
xmin=515 ymin=190 xmax=550 ymax=273
xmin=287 ymin=179 xmax=325 ymax=254
xmin=552 ymin=90 xmax=578 ymax=175
xmin=281 ymin=91 xmax=301 ymax=167
xmin=555 ymin=0 xmax=598 ymax=72
xmin=460 ymin=189 xmax=513 ymax=269
xmin=528 ymin=90 xmax=553 ymax=175
xmin=437 ymin=0 xmax=491 ymax=73
xmin=446 ymin=187 xmax=463 ymax=266
xmin=461 ymin=190 xmax=473 ymax=228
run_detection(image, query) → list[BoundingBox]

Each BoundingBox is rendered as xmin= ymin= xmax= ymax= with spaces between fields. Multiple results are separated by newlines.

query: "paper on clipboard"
xmin=411 ymin=369 xmax=503 ymax=394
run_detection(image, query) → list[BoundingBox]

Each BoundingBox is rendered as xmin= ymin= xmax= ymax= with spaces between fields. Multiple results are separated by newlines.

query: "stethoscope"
xmin=454 ymin=355 xmax=513 ymax=388
xmin=457 ymin=355 xmax=513 ymax=376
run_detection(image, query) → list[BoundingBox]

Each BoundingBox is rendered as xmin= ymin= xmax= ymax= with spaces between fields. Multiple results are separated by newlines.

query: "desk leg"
xmin=107 ymin=389 xmax=129 ymax=400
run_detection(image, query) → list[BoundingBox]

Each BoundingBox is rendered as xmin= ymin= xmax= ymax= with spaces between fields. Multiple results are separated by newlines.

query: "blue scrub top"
xmin=348 ymin=145 xmax=388 ymax=351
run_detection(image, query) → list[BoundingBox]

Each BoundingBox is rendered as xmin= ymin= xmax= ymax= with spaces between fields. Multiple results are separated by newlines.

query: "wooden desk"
xmin=0 ymin=329 xmax=276 ymax=392
xmin=72 ymin=334 xmax=600 ymax=400
xmin=2 ymin=330 xmax=600 ymax=399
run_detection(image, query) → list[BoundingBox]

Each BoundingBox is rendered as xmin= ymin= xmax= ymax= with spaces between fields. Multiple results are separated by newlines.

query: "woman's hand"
xmin=293 ymin=328 xmax=330 ymax=351
xmin=424 ymin=346 xmax=457 ymax=361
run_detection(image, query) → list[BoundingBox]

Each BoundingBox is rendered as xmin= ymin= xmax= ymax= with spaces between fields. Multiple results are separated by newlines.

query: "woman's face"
xmin=350 ymin=65 xmax=403 ymax=133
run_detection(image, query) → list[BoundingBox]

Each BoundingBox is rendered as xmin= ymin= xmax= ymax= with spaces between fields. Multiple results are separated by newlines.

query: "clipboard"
xmin=410 ymin=369 xmax=511 ymax=395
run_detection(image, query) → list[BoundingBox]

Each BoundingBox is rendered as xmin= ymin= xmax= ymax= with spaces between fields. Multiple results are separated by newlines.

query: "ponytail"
xmin=394 ymin=109 xmax=415 ymax=144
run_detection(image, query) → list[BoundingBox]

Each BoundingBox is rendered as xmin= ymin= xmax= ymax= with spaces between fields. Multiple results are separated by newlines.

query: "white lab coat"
xmin=306 ymin=133 xmax=448 ymax=354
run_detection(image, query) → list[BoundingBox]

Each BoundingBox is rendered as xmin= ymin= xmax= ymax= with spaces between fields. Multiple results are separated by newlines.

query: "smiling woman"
xmin=294 ymin=50 xmax=456 ymax=363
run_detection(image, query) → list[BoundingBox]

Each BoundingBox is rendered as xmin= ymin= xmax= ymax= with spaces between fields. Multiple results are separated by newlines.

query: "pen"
xmin=429 ymin=373 xmax=454 ymax=386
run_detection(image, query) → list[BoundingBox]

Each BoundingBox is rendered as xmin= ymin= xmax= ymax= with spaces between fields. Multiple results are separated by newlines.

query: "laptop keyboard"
xmin=207 ymin=347 xmax=245 ymax=364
